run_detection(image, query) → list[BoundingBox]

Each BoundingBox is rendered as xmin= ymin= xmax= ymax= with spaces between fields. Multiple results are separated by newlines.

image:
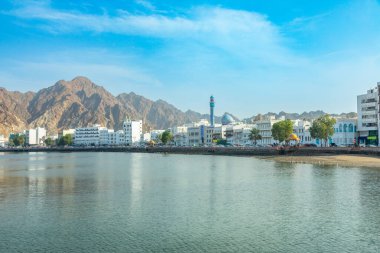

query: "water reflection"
xmin=0 ymin=153 xmax=379 ymax=252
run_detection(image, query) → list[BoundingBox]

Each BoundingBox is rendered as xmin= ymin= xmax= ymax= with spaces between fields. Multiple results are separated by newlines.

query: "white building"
xmin=0 ymin=135 xmax=5 ymax=147
xmin=256 ymin=116 xmax=283 ymax=145
xmin=123 ymin=119 xmax=143 ymax=146
xmin=225 ymin=124 xmax=255 ymax=146
xmin=187 ymin=126 xmax=202 ymax=146
xmin=108 ymin=130 xmax=125 ymax=146
xmin=331 ymin=118 xmax=357 ymax=146
xmin=171 ymin=126 xmax=188 ymax=146
xmin=74 ymin=125 xmax=107 ymax=146
xmin=185 ymin=120 xmax=211 ymax=146
xmin=99 ymin=128 xmax=110 ymax=146
xmin=293 ymin=120 xmax=314 ymax=144
xmin=25 ymin=127 xmax=46 ymax=145
xmin=210 ymin=125 xmax=226 ymax=142
xmin=357 ymin=84 xmax=379 ymax=146
xmin=25 ymin=129 xmax=37 ymax=145
xmin=141 ymin=133 xmax=151 ymax=143
xmin=150 ymin=130 xmax=165 ymax=142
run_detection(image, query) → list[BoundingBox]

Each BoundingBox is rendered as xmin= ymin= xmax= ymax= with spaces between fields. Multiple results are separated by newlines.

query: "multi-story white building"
xmin=357 ymin=84 xmax=379 ymax=146
xmin=211 ymin=125 xmax=226 ymax=141
xmin=99 ymin=128 xmax=110 ymax=146
xmin=25 ymin=129 xmax=37 ymax=145
xmin=171 ymin=126 xmax=188 ymax=146
xmin=187 ymin=126 xmax=202 ymax=146
xmin=256 ymin=116 xmax=283 ymax=145
xmin=186 ymin=120 xmax=212 ymax=146
xmin=25 ymin=127 xmax=46 ymax=145
xmin=331 ymin=118 xmax=357 ymax=146
xmin=293 ymin=120 xmax=314 ymax=144
xmin=108 ymin=130 xmax=125 ymax=146
xmin=0 ymin=135 xmax=5 ymax=147
xmin=123 ymin=119 xmax=143 ymax=146
xmin=225 ymin=124 xmax=255 ymax=146
xmin=74 ymin=125 xmax=107 ymax=146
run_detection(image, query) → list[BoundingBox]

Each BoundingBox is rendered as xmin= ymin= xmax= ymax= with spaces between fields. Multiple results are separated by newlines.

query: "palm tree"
xmin=249 ymin=128 xmax=262 ymax=145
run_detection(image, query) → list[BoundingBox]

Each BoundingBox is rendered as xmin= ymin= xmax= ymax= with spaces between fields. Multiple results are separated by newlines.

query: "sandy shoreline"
xmin=263 ymin=155 xmax=380 ymax=168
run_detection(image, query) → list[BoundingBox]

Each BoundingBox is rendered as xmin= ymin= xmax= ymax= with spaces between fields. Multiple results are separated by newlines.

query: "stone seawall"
xmin=2 ymin=146 xmax=380 ymax=157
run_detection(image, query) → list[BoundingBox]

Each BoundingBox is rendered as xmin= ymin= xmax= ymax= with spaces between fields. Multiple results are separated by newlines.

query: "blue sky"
xmin=1 ymin=0 xmax=380 ymax=118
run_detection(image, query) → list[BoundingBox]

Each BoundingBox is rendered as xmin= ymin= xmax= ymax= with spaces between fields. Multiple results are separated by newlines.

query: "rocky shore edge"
xmin=1 ymin=146 xmax=380 ymax=156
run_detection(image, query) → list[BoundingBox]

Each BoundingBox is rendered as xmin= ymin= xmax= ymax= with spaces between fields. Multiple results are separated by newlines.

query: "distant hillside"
xmin=0 ymin=76 xmax=357 ymax=136
xmin=0 ymin=77 xmax=233 ymax=136
xmin=244 ymin=110 xmax=357 ymax=122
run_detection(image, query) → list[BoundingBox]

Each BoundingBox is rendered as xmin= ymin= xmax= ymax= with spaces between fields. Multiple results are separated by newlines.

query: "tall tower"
xmin=210 ymin=95 xmax=215 ymax=127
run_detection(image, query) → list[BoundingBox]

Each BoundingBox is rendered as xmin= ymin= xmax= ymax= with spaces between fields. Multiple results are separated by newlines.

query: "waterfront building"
xmin=256 ymin=116 xmax=283 ymax=145
xmin=331 ymin=118 xmax=358 ymax=146
xmin=171 ymin=126 xmax=188 ymax=146
xmin=187 ymin=120 xmax=211 ymax=146
xmin=0 ymin=135 xmax=5 ymax=147
xmin=224 ymin=124 xmax=256 ymax=146
xmin=25 ymin=127 xmax=46 ymax=145
xmin=141 ymin=133 xmax=151 ymax=143
xmin=99 ymin=128 xmax=110 ymax=145
xmin=123 ymin=119 xmax=143 ymax=146
xmin=187 ymin=126 xmax=202 ymax=146
xmin=74 ymin=125 xmax=107 ymax=146
xmin=108 ymin=130 xmax=125 ymax=146
xmin=357 ymin=84 xmax=380 ymax=146
xmin=150 ymin=130 xmax=165 ymax=142
xmin=210 ymin=125 xmax=226 ymax=142
xmin=25 ymin=129 xmax=36 ymax=145
xmin=292 ymin=120 xmax=314 ymax=144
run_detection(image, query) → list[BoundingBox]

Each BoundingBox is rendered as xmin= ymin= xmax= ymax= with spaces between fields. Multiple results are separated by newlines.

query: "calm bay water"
xmin=0 ymin=152 xmax=379 ymax=252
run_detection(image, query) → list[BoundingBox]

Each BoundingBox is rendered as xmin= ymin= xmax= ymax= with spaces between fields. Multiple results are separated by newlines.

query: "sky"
xmin=1 ymin=0 xmax=380 ymax=118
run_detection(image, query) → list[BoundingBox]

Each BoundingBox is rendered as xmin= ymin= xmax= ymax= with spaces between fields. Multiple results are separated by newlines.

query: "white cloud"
xmin=3 ymin=1 xmax=380 ymax=116
xmin=6 ymin=2 xmax=297 ymax=65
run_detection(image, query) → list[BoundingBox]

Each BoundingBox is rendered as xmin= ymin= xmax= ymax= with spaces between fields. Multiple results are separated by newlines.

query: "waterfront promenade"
xmin=2 ymin=146 xmax=380 ymax=157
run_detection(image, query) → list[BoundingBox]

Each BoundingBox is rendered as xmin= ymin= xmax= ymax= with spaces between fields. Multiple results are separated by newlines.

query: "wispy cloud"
xmin=135 ymin=0 xmax=156 ymax=11
xmin=2 ymin=0 xmax=380 ymax=116
xmin=5 ymin=2 xmax=296 ymax=65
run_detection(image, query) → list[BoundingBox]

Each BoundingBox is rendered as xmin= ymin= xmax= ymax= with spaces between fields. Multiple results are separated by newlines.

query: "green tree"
xmin=271 ymin=119 xmax=293 ymax=145
xmin=44 ymin=137 xmax=54 ymax=146
xmin=249 ymin=128 xmax=262 ymax=145
xmin=58 ymin=134 xmax=73 ymax=146
xmin=160 ymin=130 xmax=173 ymax=145
xmin=310 ymin=115 xmax=336 ymax=147
xmin=216 ymin=139 xmax=227 ymax=145
xmin=11 ymin=134 xmax=25 ymax=147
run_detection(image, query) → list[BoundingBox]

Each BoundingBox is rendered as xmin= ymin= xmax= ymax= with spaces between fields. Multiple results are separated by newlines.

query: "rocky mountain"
xmin=0 ymin=76 xmax=357 ymax=137
xmin=0 ymin=88 xmax=35 ymax=135
xmin=0 ymin=77 xmax=227 ymax=136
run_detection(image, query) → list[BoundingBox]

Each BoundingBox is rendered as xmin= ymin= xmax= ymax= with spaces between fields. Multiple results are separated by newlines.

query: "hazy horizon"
xmin=1 ymin=0 xmax=379 ymax=117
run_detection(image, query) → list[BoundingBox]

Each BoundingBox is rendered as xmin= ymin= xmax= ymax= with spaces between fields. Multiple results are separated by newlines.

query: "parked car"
xmin=303 ymin=143 xmax=318 ymax=147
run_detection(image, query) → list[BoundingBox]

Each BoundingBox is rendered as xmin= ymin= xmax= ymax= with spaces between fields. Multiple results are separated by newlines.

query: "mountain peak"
xmin=71 ymin=76 xmax=92 ymax=83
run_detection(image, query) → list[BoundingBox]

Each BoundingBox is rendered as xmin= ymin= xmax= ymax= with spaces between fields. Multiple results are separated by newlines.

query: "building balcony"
xmin=361 ymin=102 xmax=377 ymax=108
xmin=361 ymin=110 xmax=377 ymax=115
xmin=361 ymin=118 xmax=377 ymax=123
